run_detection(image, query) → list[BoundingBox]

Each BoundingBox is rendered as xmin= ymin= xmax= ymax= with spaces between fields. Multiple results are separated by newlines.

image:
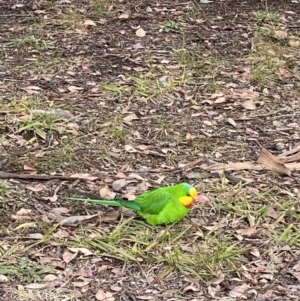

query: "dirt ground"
xmin=1 ymin=0 xmax=300 ymax=300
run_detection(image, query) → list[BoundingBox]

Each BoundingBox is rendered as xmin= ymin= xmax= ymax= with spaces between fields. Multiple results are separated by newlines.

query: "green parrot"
xmin=66 ymin=183 xmax=198 ymax=225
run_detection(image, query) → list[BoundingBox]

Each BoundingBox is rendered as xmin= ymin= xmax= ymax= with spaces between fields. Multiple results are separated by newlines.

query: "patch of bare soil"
xmin=1 ymin=0 xmax=300 ymax=300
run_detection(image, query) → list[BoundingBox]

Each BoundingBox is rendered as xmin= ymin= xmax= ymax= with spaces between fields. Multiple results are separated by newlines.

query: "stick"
xmin=0 ymin=171 xmax=96 ymax=181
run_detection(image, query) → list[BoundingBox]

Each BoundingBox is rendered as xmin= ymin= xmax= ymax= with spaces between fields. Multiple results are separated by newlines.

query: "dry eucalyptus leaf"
xmin=229 ymin=284 xmax=250 ymax=298
xmin=43 ymin=274 xmax=59 ymax=282
xmin=112 ymin=179 xmax=127 ymax=191
xmin=123 ymin=113 xmax=139 ymax=124
xmin=236 ymin=226 xmax=256 ymax=236
xmin=125 ymin=144 xmax=139 ymax=153
xmin=242 ymin=99 xmax=256 ymax=110
xmin=96 ymin=289 xmax=115 ymax=301
xmin=25 ymin=283 xmax=47 ymax=289
xmin=84 ymin=19 xmax=96 ymax=27
xmin=214 ymin=96 xmax=226 ymax=104
xmin=99 ymin=186 xmax=116 ymax=199
xmin=118 ymin=13 xmax=129 ymax=19
xmin=70 ymin=173 xmax=98 ymax=181
xmin=67 ymin=85 xmax=84 ymax=92
xmin=17 ymin=208 xmax=32 ymax=215
xmin=250 ymin=247 xmax=260 ymax=257
xmin=0 ymin=275 xmax=8 ymax=282
xmin=227 ymin=118 xmax=237 ymax=127
xmin=274 ymin=30 xmax=288 ymax=40
xmin=136 ymin=28 xmax=146 ymax=37
xmin=111 ymin=285 xmax=122 ymax=292
xmin=63 ymin=250 xmax=77 ymax=264
xmin=71 ymin=281 xmax=91 ymax=288
xmin=100 ymin=209 xmax=120 ymax=222
xmin=59 ymin=214 xmax=100 ymax=226
xmin=257 ymin=148 xmax=291 ymax=176
xmin=69 ymin=247 xmax=93 ymax=256
xmin=28 ymin=233 xmax=43 ymax=239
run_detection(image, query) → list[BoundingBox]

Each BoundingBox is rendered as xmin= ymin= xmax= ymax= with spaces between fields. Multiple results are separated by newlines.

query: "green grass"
xmin=0 ymin=181 xmax=12 ymax=205
xmin=89 ymin=0 xmax=116 ymax=17
xmin=58 ymin=8 xmax=82 ymax=29
xmin=128 ymin=74 xmax=176 ymax=101
xmin=1 ymin=177 xmax=300 ymax=293
xmin=5 ymin=287 xmax=73 ymax=301
xmin=161 ymin=21 xmax=180 ymax=32
xmin=249 ymin=8 xmax=291 ymax=88
xmin=42 ymin=207 xmax=253 ymax=279
xmin=5 ymin=35 xmax=54 ymax=53
xmin=253 ymin=11 xmax=282 ymax=25
xmin=0 ymin=180 xmax=11 ymax=194
xmin=0 ymin=260 xmax=55 ymax=280
xmin=1 ymin=95 xmax=74 ymax=144
xmin=173 ymin=49 xmax=228 ymax=93
xmin=2 ymin=0 xmax=300 ymax=296
xmin=101 ymin=83 xmax=132 ymax=100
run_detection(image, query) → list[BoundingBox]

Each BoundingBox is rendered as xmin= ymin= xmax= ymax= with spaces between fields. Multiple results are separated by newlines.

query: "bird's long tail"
xmin=65 ymin=197 xmax=142 ymax=211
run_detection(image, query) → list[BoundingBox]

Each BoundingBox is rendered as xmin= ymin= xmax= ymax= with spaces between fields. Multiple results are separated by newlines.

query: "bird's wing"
xmin=135 ymin=190 xmax=177 ymax=215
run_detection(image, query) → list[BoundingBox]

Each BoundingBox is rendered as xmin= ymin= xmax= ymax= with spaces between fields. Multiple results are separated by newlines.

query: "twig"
xmin=205 ymin=161 xmax=300 ymax=172
xmin=0 ymin=171 xmax=96 ymax=181
xmin=235 ymin=112 xmax=279 ymax=121
xmin=278 ymin=144 xmax=300 ymax=157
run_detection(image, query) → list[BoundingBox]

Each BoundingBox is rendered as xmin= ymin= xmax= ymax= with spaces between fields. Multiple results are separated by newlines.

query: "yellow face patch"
xmin=179 ymin=196 xmax=194 ymax=208
xmin=189 ymin=187 xmax=198 ymax=199
xmin=179 ymin=187 xmax=198 ymax=208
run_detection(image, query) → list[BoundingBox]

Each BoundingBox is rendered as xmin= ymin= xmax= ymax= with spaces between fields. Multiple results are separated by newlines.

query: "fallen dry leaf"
xmin=25 ymin=185 xmax=44 ymax=192
xmin=229 ymin=284 xmax=250 ymax=298
xmin=59 ymin=214 xmax=100 ymax=226
xmin=96 ymin=289 xmax=115 ymax=301
xmin=195 ymin=194 xmax=210 ymax=204
xmin=99 ymin=186 xmax=117 ymax=199
xmin=207 ymin=272 xmax=225 ymax=285
xmin=227 ymin=118 xmax=237 ymax=127
xmin=266 ymin=207 xmax=279 ymax=219
xmin=112 ymin=179 xmax=127 ymax=191
xmin=123 ymin=113 xmax=139 ymax=124
xmin=205 ymin=161 xmax=300 ymax=172
xmin=136 ymin=28 xmax=146 ymax=37
xmin=242 ymin=99 xmax=256 ymax=110
xmin=214 ymin=96 xmax=226 ymax=104
xmin=132 ymin=43 xmax=145 ymax=49
xmin=236 ymin=226 xmax=256 ymax=236
xmin=257 ymin=148 xmax=291 ymax=176
xmin=250 ymin=248 xmax=260 ymax=257
xmin=67 ymin=85 xmax=84 ymax=92
xmin=118 ymin=13 xmax=129 ymax=19
xmin=100 ymin=209 xmax=120 ymax=222
xmin=25 ymin=283 xmax=48 ymax=289
xmin=69 ymin=247 xmax=93 ymax=256
xmin=84 ymin=19 xmax=96 ymax=27
xmin=63 ymin=250 xmax=78 ymax=264
xmin=71 ymin=281 xmax=91 ymax=288
xmin=28 ymin=233 xmax=43 ymax=239
xmin=0 ymin=275 xmax=8 ymax=282
xmin=70 ymin=173 xmax=98 ymax=181
xmin=274 ymin=30 xmax=288 ymax=40
xmin=43 ymin=274 xmax=59 ymax=282
xmin=278 ymin=151 xmax=300 ymax=163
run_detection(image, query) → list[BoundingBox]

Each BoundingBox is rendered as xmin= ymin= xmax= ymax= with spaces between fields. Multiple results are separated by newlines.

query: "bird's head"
xmin=179 ymin=183 xmax=198 ymax=208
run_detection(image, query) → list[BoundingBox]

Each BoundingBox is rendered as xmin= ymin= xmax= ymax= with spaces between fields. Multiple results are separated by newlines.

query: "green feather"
xmin=65 ymin=182 xmax=197 ymax=225
xmin=66 ymin=197 xmax=142 ymax=211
